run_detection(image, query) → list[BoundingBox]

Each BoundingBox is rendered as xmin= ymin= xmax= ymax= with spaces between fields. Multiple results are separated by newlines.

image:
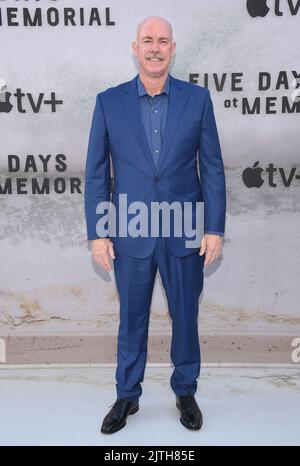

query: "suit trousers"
xmin=113 ymin=236 xmax=205 ymax=401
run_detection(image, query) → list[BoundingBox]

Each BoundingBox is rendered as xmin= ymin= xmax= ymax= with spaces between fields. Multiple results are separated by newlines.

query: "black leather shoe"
xmin=100 ymin=398 xmax=139 ymax=434
xmin=176 ymin=395 xmax=203 ymax=430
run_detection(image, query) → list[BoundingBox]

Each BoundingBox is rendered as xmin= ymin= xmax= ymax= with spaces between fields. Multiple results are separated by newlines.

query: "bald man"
xmin=84 ymin=16 xmax=226 ymax=434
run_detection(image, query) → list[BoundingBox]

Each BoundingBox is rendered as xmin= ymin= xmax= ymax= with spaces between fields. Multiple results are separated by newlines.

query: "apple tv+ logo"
xmin=0 ymin=91 xmax=13 ymax=113
xmin=246 ymin=0 xmax=300 ymax=17
xmin=242 ymin=162 xmax=300 ymax=187
xmin=0 ymin=88 xmax=63 ymax=113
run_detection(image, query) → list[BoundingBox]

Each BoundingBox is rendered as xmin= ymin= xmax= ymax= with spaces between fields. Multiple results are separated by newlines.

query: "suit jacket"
xmin=84 ymin=73 xmax=226 ymax=258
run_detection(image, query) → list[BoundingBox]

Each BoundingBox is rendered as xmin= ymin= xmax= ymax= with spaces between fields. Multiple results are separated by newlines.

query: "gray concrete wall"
xmin=0 ymin=0 xmax=299 ymax=363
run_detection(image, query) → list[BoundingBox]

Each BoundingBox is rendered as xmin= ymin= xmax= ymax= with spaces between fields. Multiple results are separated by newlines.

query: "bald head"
xmin=136 ymin=16 xmax=173 ymax=42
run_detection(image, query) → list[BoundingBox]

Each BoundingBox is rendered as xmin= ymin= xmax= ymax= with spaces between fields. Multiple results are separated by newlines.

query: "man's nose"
xmin=150 ymin=42 xmax=160 ymax=52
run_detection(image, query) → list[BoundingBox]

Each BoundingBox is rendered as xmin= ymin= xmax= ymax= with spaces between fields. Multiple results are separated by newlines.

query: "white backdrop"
xmin=0 ymin=0 xmax=299 ymax=363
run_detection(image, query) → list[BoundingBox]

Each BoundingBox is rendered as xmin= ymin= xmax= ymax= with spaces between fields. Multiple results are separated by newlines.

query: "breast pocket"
xmin=176 ymin=120 xmax=200 ymax=134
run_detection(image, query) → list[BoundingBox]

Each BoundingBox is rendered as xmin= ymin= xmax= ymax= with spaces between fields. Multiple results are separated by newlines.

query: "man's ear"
xmin=172 ymin=41 xmax=177 ymax=56
xmin=132 ymin=41 xmax=137 ymax=55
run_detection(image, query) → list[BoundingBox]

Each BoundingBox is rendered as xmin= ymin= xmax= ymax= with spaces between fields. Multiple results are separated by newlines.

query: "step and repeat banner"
xmin=0 ymin=0 xmax=299 ymax=364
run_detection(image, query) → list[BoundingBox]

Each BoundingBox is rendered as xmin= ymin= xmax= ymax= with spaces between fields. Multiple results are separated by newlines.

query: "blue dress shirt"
xmin=136 ymin=73 xmax=169 ymax=167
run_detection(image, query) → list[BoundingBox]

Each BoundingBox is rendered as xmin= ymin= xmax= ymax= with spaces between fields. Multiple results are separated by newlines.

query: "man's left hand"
xmin=199 ymin=234 xmax=223 ymax=268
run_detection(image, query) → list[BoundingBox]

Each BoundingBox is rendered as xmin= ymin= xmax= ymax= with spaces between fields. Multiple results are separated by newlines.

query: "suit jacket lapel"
xmin=122 ymin=74 xmax=156 ymax=172
xmin=156 ymin=75 xmax=188 ymax=173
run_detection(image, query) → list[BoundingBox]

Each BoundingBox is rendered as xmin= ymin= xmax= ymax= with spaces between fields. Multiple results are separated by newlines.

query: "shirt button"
xmin=154 ymin=110 xmax=158 ymax=114
xmin=154 ymin=129 xmax=158 ymax=133
xmin=155 ymin=150 xmax=159 ymax=153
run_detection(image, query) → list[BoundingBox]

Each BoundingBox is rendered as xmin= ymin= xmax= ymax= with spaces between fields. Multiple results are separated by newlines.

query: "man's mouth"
xmin=147 ymin=58 xmax=163 ymax=62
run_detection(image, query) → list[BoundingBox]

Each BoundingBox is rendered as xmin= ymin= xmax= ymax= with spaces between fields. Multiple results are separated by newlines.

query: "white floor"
xmin=0 ymin=364 xmax=299 ymax=446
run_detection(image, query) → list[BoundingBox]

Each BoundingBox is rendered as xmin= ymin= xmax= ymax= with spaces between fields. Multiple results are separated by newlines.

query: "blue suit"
xmin=84 ymin=73 xmax=226 ymax=400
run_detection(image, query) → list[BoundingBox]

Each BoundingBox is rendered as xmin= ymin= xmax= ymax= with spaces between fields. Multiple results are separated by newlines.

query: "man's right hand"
xmin=91 ymin=238 xmax=115 ymax=271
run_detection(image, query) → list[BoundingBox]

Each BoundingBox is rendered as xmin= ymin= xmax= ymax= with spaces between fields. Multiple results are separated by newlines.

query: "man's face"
xmin=132 ymin=20 xmax=176 ymax=78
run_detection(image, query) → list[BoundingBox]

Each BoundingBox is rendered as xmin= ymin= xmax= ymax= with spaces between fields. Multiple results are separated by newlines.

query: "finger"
xmin=92 ymin=253 xmax=101 ymax=265
xmin=207 ymin=249 xmax=221 ymax=265
xmin=93 ymin=252 xmax=108 ymax=271
xmin=108 ymin=243 xmax=115 ymax=260
xmin=210 ymin=252 xmax=218 ymax=264
xmin=204 ymin=250 xmax=214 ymax=267
xmin=101 ymin=252 xmax=112 ymax=271
xmin=94 ymin=254 xmax=105 ymax=268
xmin=199 ymin=237 xmax=206 ymax=255
xmin=199 ymin=246 xmax=205 ymax=256
xmin=214 ymin=248 xmax=222 ymax=261
xmin=99 ymin=257 xmax=107 ymax=270
xmin=97 ymin=257 xmax=108 ymax=270
xmin=100 ymin=257 xmax=110 ymax=271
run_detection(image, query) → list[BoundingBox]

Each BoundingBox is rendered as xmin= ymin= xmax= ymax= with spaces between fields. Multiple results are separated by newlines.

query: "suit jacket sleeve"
xmin=84 ymin=93 xmax=111 ymax=240
xmin=198 ymin=89 xmax=226 ymax=235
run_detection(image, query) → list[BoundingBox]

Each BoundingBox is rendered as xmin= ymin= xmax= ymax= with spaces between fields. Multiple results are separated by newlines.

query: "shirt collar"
xmin=137 ymin=73 xmax=170 ymax=97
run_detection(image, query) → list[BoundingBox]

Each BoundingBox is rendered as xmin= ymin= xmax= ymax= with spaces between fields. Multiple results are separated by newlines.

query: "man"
xmin=84 ymin=16 xmax=226 ymax=434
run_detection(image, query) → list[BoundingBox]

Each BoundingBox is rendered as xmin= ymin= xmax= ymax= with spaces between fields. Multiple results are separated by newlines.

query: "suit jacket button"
xmin=154 ymin=176 xmax=160 ymax=182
